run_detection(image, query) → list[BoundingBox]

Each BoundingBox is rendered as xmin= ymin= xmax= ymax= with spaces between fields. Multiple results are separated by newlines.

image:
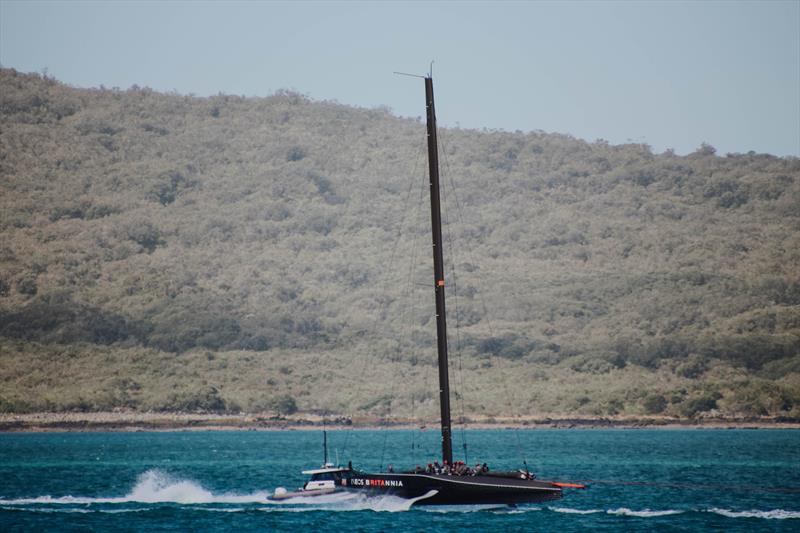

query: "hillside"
xmin=0 ymin=68 xmax=798 ymax=421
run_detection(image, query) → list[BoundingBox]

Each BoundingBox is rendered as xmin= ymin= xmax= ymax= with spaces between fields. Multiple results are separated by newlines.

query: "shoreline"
xmin=1 ymin=412 xmax=799 ymax=432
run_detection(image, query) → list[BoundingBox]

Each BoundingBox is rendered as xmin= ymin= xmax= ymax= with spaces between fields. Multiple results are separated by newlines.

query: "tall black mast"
xmin=424 ymin=76 xmax=453 ymax=465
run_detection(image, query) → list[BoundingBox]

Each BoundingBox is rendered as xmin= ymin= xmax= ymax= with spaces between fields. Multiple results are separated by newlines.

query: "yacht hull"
xmin=343 ymin=472 xmax=562 ymax=505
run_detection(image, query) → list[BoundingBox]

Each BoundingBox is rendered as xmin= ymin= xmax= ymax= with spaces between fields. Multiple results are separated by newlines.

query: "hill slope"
xmin=1 ymin=68 xmax=798 ymax=419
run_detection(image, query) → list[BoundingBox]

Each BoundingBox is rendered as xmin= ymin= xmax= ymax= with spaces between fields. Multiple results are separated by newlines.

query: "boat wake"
xmin=257 ymin=490 xmax=437 ymax=513
xmin=0 ymin=470 xmax=424 ymax=513
xmin=1 ymin=470 xmax=798 ymax=519
xmin=706 ymin=508 xmax=800 ymax=520
xmin=0 ymin=470 xmax=271 ymax=505
xmin=547 ymin=507 xmax=800 ymax=519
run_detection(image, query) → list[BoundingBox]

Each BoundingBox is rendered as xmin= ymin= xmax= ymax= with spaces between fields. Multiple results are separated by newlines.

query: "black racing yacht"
xmin=271 ymin=74 xmax=584 ymax=506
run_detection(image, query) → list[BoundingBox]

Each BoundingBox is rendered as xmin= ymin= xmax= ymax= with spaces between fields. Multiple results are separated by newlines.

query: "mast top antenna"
xmin=393 ymin=71 xmax=426 ymax=79
xmin=393 ymin=62 xmax=435 ymax=79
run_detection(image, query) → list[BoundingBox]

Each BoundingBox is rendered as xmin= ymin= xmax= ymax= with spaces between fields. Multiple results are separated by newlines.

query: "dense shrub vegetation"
xmin=0 ymin=68 xmax=798 ymax=418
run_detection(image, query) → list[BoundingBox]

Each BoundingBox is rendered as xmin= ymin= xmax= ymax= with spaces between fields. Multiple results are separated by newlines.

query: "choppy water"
xmin=1 ymin=429 xmax=798 ymax=531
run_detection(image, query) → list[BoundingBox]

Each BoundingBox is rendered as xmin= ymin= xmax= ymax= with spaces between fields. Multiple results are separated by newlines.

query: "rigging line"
xmin=387 ymin=146 xmax=425 ymax=432
xmin=437 ymin=131 xmax=471 ymax=410
xmin=438 ymin=128 xmax=530 ymax=468
xmin=450 ymin=231 xmax=470 ymax=465
xmin=406 ymin=163 xmax=443 ymax=466
xmin=379 ymin=423 xmax=389 ymax=470
xmin=398 ymin=188 xmax=422 ymax=464
xmin=434 ymin=137 xmax=548 ymax=337
xmin=451 ymin=260 xmax=470 ymax=466
xmin=404 ymin=167 xmax=429 ymax=464
xmin=393 ymin=159 xmax=436 ymax=468
xmin=437 ymin=132 xmax=497 ymax=340
xmin=340 ymin=133 xmax=426 ymax=459
xmin=438 ymin=143 xmax=469 ymax=463
xmin=511 ymin=421 xmax=528 ymax=475
xmin=437 ymin=135 xmax=468 ymax=458
xmin=347 ymin=129 xmax=430 ymax=465
xmin=399 ymin=162 xmax=426 ymax=366
xmin=377 ymin=165 xmax=427 ymax=470
xmin=393 ymin=136 xmax=441 ymax=466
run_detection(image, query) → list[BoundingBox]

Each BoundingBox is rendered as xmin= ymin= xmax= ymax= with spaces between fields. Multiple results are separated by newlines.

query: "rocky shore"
xmin=1 ymin=412 xmax=798 ymax=432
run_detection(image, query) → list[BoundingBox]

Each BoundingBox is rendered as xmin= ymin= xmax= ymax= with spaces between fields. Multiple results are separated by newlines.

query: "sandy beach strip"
xmin=1 ymin=412 xmax=798 ymax=432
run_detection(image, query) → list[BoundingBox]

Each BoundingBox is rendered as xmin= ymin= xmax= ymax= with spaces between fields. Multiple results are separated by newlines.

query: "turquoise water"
xmin=1 ymin=429 xmax=798 ymax=531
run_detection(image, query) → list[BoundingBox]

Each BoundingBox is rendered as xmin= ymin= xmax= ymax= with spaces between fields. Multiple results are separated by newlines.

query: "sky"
xmin=1 ymin=0 xmax=798 ymax=156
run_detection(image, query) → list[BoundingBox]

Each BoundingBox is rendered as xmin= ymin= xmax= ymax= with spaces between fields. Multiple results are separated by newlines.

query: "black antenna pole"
xmin=323 ymin=418 xmax=328 ymax=465
xmin=424 ymin=76 xmax=453 ymax=465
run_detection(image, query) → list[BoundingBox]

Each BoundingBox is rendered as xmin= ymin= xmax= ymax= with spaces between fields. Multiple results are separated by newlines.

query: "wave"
xmin=1 ymin=506 xmax=151 ymax=514
xmin=708 ymin=508 xmax=800 ymax=520
xmin=607 ymin=508 xmax=684 ymax=517
xmin=603 ymin=507 xmax=800 ymax=520
xmin=422 ymin=504 xmax=529 ymax=513
xmin=501 ymin=508 xmax=543 ymax=515
xmin=1 ymin=506 xmax=94 ymax=514
xmin=550 ymin=507 xmax=602 ymax=514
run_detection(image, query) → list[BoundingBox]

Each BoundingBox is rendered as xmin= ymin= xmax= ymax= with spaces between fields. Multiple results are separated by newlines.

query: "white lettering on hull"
xmin=346 ymin=478 xmax=403 ymax=487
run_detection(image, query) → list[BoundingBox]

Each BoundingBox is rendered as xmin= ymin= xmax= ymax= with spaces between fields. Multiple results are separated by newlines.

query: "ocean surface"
xmin=1 ymin=429 xmax=798 ymax=531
